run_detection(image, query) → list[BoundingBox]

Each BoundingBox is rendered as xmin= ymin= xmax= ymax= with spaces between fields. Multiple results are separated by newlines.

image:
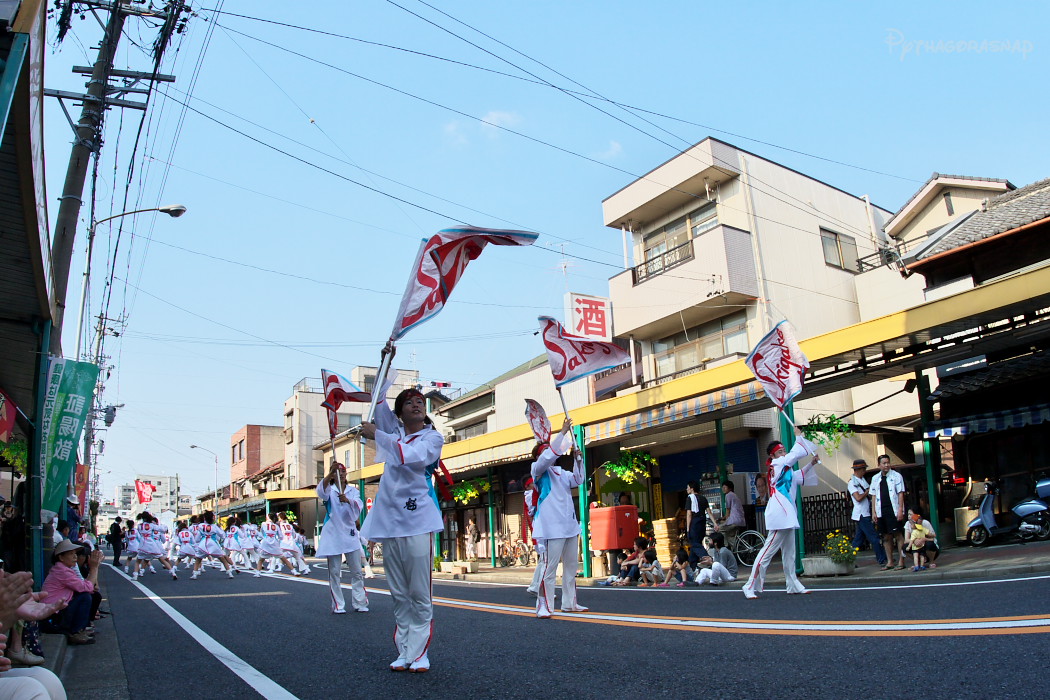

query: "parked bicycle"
xmin=494 ymin=532 xmax=517 ymax=567
xmin=728 ymin=529 xmax=765 ymax=567
xmin=515 ymin=537 xmax=536 ymax=566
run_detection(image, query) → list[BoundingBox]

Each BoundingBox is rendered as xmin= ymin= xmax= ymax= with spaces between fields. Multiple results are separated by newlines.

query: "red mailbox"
xmin=589 ymin=505 xmax=639 ymax=550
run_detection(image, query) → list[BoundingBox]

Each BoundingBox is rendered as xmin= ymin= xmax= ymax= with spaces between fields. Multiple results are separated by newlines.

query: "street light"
xmin=189 ymin=444 xmax=219 ymax=514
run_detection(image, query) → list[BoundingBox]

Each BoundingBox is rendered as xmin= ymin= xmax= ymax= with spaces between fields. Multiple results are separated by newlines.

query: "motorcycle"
xmin=966 ymin=478 xmax=1050 ymax=546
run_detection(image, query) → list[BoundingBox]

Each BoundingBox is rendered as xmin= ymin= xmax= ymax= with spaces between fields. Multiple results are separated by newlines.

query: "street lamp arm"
xmin=92 ymin=204 xmax=187 ymax=229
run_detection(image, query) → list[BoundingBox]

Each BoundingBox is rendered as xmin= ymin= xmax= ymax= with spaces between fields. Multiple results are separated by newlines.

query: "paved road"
xmin=97 ymin=561 xmax=1050 ymax=699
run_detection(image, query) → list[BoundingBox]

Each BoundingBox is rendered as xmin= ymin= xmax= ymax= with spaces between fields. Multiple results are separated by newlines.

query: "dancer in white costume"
xmin=122 ymin=521 xmax=139 ymax=573
xmin=277 ymin=512 xmax=310 ymax=575
xmin=174 ymin=521 xmax=197 ymax=569
xmin=254 ymin=512 xmax=299 ymax=577
xmin=359 ymin=367 xmax=443 ymax=674
xmin=523 ymin=477 xmax=543 ymax=596
xmin=192 ymin=511 xmax=235 ymax=579
xmin=530 ymin=417 xmax=587 ymax=618
xmin=742 ymin=427 xmax=820 ymax=599
xmin=134 ymin=513 xmax=177 ymax=580
xmin=316 ymin=462 xmax=368 ymax=614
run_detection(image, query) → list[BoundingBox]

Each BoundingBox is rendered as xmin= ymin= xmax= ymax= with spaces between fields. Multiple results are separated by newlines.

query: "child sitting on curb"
xmin=637 ymin=549 xmax=664 ymax=587
xmin=657 ymin=549 xmax=693 ymax=587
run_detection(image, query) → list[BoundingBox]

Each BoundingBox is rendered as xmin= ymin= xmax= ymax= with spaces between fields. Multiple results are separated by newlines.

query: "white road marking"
xmin=108 ymin=566 xmax=298 ymax=699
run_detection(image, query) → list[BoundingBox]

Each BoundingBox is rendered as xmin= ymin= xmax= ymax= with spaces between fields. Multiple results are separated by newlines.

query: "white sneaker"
xmin=227 ymin=569 xmax=235 ymax=579
xmin=149 ymin=566 xmax=157 ymax=574
xmin=171 ymin=571 xmax=178 ymax=580
xmin=190 ymin=572 xmax=199 ymax=580
xmin=333 ymin=609 xmax=347 ymax=615
xmin=131 ymin=573 xmax=138 ymax=581
xmin=123 ymin=565 xmax=128 ymax=573
xmin=743 ymin=589 xmax=758 ymax=600
xmin=390 ymin=657 xmax=408 ymax=672
xmin=354 ymin=607 xmax=369 ymax=613
xmin=253 ymin=571 xmax=261 ymax=578
xmin=408 ymin=655 xmax=430 ymax=673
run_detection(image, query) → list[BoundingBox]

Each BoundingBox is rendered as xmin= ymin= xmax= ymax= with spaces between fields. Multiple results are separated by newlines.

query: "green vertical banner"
xmin=39 ymin=358 xmax=99 ymax=519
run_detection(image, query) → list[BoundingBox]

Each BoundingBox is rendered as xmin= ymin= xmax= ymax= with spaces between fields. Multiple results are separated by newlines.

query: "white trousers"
xmin=742 ymin=528 xmax=807 ymax=595
xmin=696 ymin=561 xmax=735 ymax=585
xmin=383 ymin=533 xmax=434 ymax=663
xmin=0 ymin=668 xmax=66 ymax=700
xmin=536 ymin=536 xmax=579 ymax=615
xmin=327 ymin=552 xmax=368 ymax=613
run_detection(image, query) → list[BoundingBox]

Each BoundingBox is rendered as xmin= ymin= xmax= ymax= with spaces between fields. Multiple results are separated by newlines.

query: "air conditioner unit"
xmin=445 ymin=434 xmax=458 ymax=443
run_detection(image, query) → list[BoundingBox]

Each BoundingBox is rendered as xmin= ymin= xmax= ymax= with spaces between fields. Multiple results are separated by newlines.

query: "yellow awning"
xmin=263 ymin=489 xmax=318 ymax=501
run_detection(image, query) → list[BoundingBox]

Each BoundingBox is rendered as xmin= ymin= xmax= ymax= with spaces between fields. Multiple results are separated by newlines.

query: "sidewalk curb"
xmin=62 ymin=568 xmax=132 ymax=700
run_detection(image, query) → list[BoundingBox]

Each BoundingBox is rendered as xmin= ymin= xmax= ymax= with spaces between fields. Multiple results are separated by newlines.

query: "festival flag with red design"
xmin=745 ymin=320 xmax=809 ymax=408
xmin=524 ymin=399 xmax=551 ymax=444
xmin=320 ymin=370 xmax=371 ymax=437
xmin=134 ymin=479 xmax=157 ymax=504
xmin=390 ymin=227 xmax=539 ymax=341
xmin=539 ymin=316 xmax=631 ymax=387
xmin=0 ymin=387 xmax=16 ymax=443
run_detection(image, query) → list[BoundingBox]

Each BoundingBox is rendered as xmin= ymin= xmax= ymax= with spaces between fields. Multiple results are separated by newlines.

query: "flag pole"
xmin=365 ymin=343 xmax=395 ymax=423
xmin=556 ymin=386 xmax=571 ymax=423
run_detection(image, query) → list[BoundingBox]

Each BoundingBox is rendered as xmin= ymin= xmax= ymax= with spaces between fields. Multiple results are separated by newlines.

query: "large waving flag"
xmin=321 ymin=370 xmax=371 ymax=437
xmin=745 ymin=320 xmax=809 ymax=408
xmin=390 ymin=227 xmax=539 ymax=341
xmin=524 ymin=399 xmax=551 ymax=444
xmin=539 ymin=316 xmax=631 ymax=387
xmin=135 ymin=479 xmax=157 ymax=504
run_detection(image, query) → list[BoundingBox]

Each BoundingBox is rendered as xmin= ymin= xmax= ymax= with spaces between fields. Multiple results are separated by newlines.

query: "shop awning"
xmin=924 ymin=403 xmax=1050 ymax=438
xmin=584 ymin=380 xmax=762 ymax=444
xmin=264 ymin=489 xmax=318 ymax=501
xmin=222 ymin=497 xmax=266 ymax=514
xmin=442 ymin=437 xmax=534 ymax=475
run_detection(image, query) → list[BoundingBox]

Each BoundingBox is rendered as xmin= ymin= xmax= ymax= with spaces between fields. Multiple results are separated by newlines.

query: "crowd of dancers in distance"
xmin=119 ymin=510 xmax=315 ymax=581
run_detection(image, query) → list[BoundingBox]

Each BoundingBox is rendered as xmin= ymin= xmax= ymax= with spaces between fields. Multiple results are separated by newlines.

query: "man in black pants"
xmin=108 ymin=517 xmax=124 ymax=566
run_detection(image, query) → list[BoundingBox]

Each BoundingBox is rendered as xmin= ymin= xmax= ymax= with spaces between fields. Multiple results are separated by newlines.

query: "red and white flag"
xmin=524 ymin=399 xmax=551 ymax=444
xmin=539 ymin=316 xmax=631 ymax=388
xmin=745 ymin=320 xmax=809 ymax=408
xmin=390 ymin=227 xmax=538 ymax=341
xmin=321 ymin=370 xmax=370 ymax=437
xmin=134 ymin=479 xmax=156 ymax=504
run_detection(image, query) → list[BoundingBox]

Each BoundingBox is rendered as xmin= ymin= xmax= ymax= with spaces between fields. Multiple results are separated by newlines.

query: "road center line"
xmin=108 ymin=566 xmax=298 ymax=699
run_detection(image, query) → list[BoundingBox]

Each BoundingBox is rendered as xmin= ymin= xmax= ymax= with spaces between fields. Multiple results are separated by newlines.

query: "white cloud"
xmin=480 ymin=110 xmax=521 ymax=136
xmin=443 ymin=120 xmax=468 ymax=146
xmin=593 ymin=140 xmax=623 ymax=161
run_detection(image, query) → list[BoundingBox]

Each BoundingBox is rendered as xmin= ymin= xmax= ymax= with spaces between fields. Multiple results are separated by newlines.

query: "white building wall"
xmin=491 ymin=363 xmax=591 ymax=432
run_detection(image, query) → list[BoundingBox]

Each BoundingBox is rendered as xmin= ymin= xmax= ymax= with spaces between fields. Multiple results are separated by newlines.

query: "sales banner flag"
xmin=390 ymin=227 xmax=538 ymax=341
xmin=539 ymin=316 xmax=631 ymax=387
xmin=39 ymin=358 xmax=100 ymax=520
xmin=524 ymin=399 xmax=551 ymax=444
xmin=320 ymin=370 xmax=371 ymax=437
xmin=0 ymin=386 xmax=16 ymax=443
xmin=135 ymin=479 xmax=157 ymax=504
xmin=744 ymin=320 xmax=809 ymax=408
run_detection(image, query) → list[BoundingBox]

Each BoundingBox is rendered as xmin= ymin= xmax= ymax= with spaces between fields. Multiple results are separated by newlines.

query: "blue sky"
xmin=43 ymin=1 xmax=1048 ymax=499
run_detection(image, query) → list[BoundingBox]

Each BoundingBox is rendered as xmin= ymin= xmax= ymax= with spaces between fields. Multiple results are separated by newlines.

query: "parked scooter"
xmin=967 ymin=478 xmax=1050 ymax=546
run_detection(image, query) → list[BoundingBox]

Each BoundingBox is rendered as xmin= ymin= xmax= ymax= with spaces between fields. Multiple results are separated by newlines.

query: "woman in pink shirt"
xmin=40 ymin=540 xmax=102 ymax=644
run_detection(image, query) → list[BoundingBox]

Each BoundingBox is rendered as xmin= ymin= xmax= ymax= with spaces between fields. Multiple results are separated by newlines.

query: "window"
xmin=653 ymin=311 xmax=748 ymax=378
xmin=820 ymin=228 xmax=859 ymax=272
xmin=454 ymin=421 xmax=487 ymax=441
xmin=690 ymin=202 xmax=718 ymax=237
xmin=316 ymin=461 xmax=324 ymax=481
xmin=336 ymin=413 xmax=361 ymax=430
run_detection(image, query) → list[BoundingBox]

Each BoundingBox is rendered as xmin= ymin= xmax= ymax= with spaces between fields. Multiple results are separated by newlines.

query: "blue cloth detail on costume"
xmin=534 ymin=472 xmax=552 ymax=520
xmin=322 ymin=498 xmax=332 ymax=526
xmin=425 ymin=460 xmax=440 ymax=508
xmin=775 ymin=465 xmax=793 ymax=501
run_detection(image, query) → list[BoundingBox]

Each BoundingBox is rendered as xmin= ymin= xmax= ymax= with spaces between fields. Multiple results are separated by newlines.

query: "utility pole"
xmin=47 ymin=0 xmax=182 ymax=356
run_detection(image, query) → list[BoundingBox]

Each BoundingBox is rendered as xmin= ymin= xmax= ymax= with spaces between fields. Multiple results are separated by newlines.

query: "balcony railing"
xmin=632 ymin=240 xmax=694 ymax=285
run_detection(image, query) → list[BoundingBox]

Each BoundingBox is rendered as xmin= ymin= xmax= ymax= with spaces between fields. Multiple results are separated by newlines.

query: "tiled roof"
xmin=890 ymin=172 xmax=1013 ymax=219
xmin=437 ymin=353 xmax=549 ymax=411
xmin=910 ymin=177 xmax=1050 ymax=261
xmin=933 ymin=352 xmax=1050 ymax=400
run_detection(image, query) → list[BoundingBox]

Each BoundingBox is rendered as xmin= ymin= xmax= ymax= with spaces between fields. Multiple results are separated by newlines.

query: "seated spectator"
xmin=0 ymin=569 xmax=69 ymax=699
xmin=613 ymin=537 xmax=649 ymax=586
xmin=598 ymin=551 xmax=628 ymax=586
xmin=39 ymin=542 xmax=102 ymax=645
xmin=904 ymin=509 xmax=939 ymax=571
xmin=696 ymin=532 xmax=738 ymax=586
xmin=637 ymin=549 xmax=664 ymax=587
xmin=657 ymin=549 xmax=693 ymax=587
xmin=52 ymin=520 xmax=69 ymax=547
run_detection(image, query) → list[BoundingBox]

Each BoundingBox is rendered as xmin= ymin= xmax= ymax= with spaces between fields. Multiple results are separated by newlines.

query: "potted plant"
xmin=803 ymin=529 xmax=858 ymax=576
xmin=450 ymin=478 xmax=493 ymax=505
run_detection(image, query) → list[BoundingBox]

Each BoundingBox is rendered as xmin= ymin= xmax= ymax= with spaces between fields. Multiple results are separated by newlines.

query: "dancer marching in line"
xmin=134 ymin=513 xmax=177 ymax=580
xmin=530 ymin=416 xmax=587 ymax=618
xmin=316 ymin=461 xmax=368 ymax=614
xmin=123 ymin=521 xmax=139 ymax=574
xmin=254 ymin=512 xmax=299 ymax=577
xmin=742 ymin=427 xmax=820 ymax=599
xmin=523 ymin=477 xmax=544 ymax=597
xmin=359 ymin=359 xmax=443 ymax=674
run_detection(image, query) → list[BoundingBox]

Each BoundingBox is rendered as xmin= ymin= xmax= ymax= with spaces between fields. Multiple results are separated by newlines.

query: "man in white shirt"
xmin=847 ymin=459 xmax=886 ymax=567
xmin=869 ymin=455 xmax=907 ymax=570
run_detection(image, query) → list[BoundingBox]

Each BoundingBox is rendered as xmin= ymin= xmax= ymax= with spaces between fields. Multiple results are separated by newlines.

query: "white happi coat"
xmin=530 ymin=438 xmax=584 ymax=541
xmin=359 ymin=400 xmax=443 ymax=541
xmin=317 ymin=480 xmax=364 ymax=557
xmin=764 ymin=435 xmax=818 ymax=531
